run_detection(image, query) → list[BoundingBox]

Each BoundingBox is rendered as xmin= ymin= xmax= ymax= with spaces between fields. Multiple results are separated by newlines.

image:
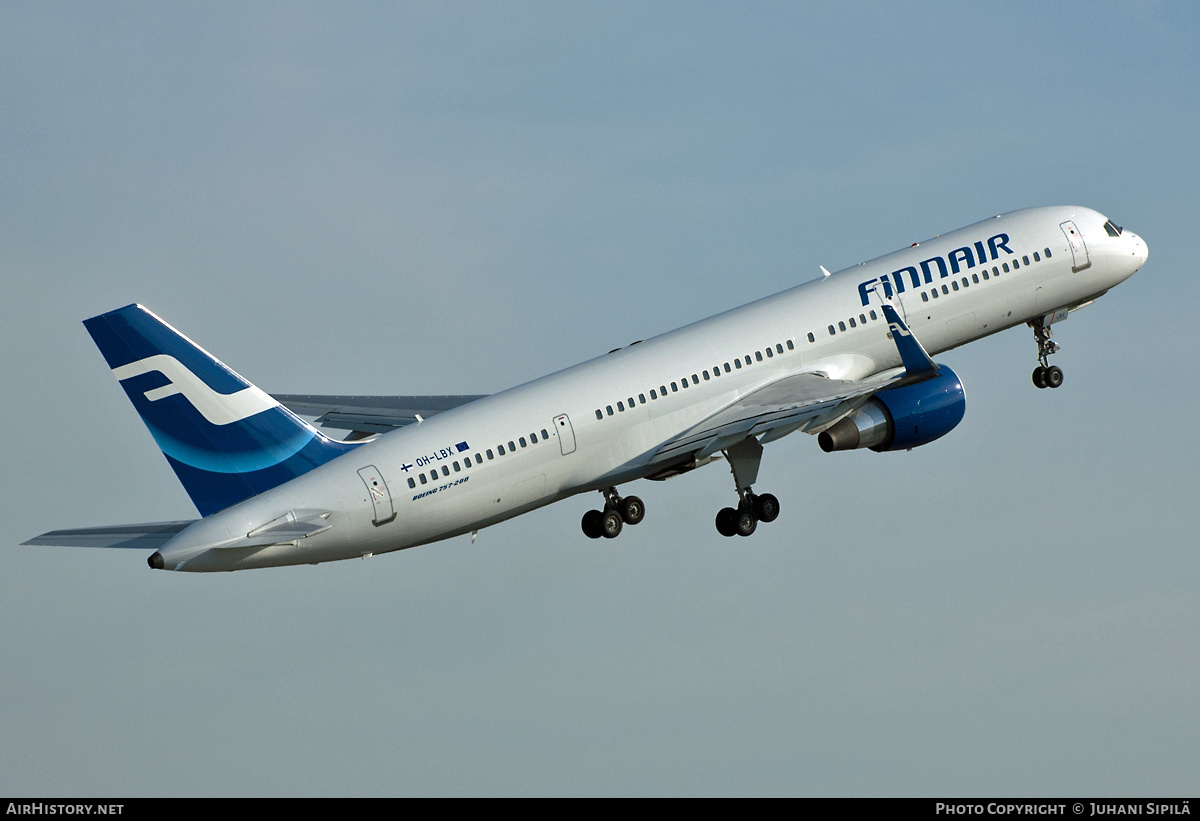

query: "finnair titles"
xmin=25 ymin=206 xmax=1147 ymax=571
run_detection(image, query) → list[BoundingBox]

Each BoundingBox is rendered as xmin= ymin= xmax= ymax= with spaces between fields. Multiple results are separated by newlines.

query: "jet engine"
xmin=818 ymin=366 xmax=965 ymax=452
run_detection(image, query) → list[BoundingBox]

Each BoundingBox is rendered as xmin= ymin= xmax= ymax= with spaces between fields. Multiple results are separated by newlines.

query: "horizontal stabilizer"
xmin=23 ymin=521 xmax=197 ymax=550
xmin=273 ymin=394 xmax=487 ymax=434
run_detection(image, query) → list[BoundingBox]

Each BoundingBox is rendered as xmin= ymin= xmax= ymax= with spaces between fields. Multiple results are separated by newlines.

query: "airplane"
xmin=24 ymin=206 xmax=1147 ymax=572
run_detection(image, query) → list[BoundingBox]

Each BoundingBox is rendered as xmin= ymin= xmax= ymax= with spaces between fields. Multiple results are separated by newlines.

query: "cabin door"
xmin=1060 ymin=221 xmax=1091 ymax=271
xmin=553 ymin=414 xmax=577 ymax=455
xmin=358 ymin=465 xmax=396 ymax=526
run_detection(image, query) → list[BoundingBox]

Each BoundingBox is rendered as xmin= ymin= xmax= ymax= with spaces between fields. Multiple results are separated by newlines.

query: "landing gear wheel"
xmin=1032 ymin=366 xmax=1047 ymax=389
xmin=735 ymin=506 xmax=758 ymax=537
xmin=1044 ymin=365 xmax=1063 ymax=389
xmin=753 ymin=493 xmax=780 ymax=523
xmin=716 ymin=507 xmax=739 ymax=537
xmin=620 ymin=495 xmax=645 ymax=526
xmin=581 ymin=509 xmax=604 ymax=539
xmin=600 ymin=509 xmax=623 ymax=539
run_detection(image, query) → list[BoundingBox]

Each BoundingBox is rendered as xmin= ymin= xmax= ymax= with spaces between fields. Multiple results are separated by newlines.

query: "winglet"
xmin=880 ymin=302 xmax=938 ymax=376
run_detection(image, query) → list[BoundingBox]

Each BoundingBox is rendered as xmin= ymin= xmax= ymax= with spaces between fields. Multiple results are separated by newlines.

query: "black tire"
xmin=620 ymin=495 xmax=645 ymax=526
xmin=1045 ymin=365 xmax=1063 ymax=389
xmin=1032 ymin=366 xmax=1047 ymax=389
xmin=753 ymin=493 xmax=780 ymax=524
xmin=735 ymin=507 xmax=758 ymax=537
xmin=581 ymin=509 xmax=604 ymax=539
xmin=715 ymin=507 xmax=738 ymax=537
xmin=601 ymin=509 xmax=623 ymax=539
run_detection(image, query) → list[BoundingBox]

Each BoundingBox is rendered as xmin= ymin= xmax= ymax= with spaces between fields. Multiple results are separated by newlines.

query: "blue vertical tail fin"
xmin=84 ymin=304 xmax=358 ymax=516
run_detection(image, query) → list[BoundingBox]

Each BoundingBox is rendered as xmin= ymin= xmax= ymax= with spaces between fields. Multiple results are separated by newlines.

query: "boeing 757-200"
xmin=24 ymin=206 xmax=1148 ymax=571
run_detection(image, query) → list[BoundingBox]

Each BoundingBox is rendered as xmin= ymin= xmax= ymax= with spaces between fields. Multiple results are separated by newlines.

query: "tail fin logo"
xmin=113 ymin=354 xmax=277 ymax=425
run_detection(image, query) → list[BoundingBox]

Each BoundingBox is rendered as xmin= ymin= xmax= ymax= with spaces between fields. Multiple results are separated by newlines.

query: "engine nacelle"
xmin=818 ymin=365 xmax=965 ymax=453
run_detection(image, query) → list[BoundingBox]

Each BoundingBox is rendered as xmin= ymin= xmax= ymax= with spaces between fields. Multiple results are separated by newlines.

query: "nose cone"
xmin=1128 ymin=231 xmax=1148 ymax=269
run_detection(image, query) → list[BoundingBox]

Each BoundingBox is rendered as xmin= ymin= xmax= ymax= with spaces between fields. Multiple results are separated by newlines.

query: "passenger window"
xmin=519 ymin=437 xmax=526 ymax=447
xmin=617 ymin=401 xmax=624 ymax=412
xmin=724 ymin=363 xmax=732 ymax=373
xmin=1003 ymin=262 xmax=1011 ymax=272
xmin=1022 ymin=255 xmax=1030 ymax=266
xmin=1045 ymin=248 xmax=1052 ymax=258
xmin=807 ymin=333 xmax=815 ymax=342
xmin=659 ymin=385 xmax=667 ymax=396
xmin=638 ymin=394 xmax=646 ymax=404
xmin=650 ymin=389 xmax=657 ymax=400
xmin=734 ymin=359 xmax=743 ymax=368
xmin=1033 ymin=251 xmax=1041 ymax=262
xmin=453 ymin=461 xmax=461 ymax=471
xmin=848 ymin=318 xmax=856 ymax=328
xmin=952 ymin=281 xmax=959 ymax=291
xmin=508 ymin=440 xmax=515 ymax=451
xmin=786 ymin=340 xmax=794 ymax=350
xmin=922 ymin=292 xmax=929 ymax=302
xmin=869 ymin=310 xmax=877 ymax=320
xmin=765 ymin=348 xmax=773 ymax=357
xmin=941 ymin=285 xmax=949 ymax=295
xmin=671 ymin=382 xmax=678 ymax=392
xmin=442 ymin=466 xmax=450 ymax=477
xmin=745 ymin=355 xmax=752 ymax=365
xmin=777 ymin=343 xmax=785 ymax=354
xmin=408 ymin=478 xmax=416 ymax=489
xmin=595 ymin=409 xmax=603 ymax=420
xmin=419 ymin=474 xmax=427 ymax=485
xmin=606 ymin=405 xmax=613 ymax=416
xmin=498 ymin=445 xmax=505 ymax=455
xmin=486 ymin=449 xmax=494 ymax=460
xmin=541 ymin=429 xmax=549 ymax=440
xmin=932 ymin=289 xmax=939 ymax=298
xmin=1013 ymin=260 xmax=1020 ymax=270
xmin=691 ymin=374 xmax=698 ymax=385
xmin=703 ymin=370 xmax=710 ymax=380
xmin=828 ymin=325 xmax=836 ymax=335
xmin=627 ymin=397 xmax=634 ymax=408
xmin=972 ymin=274 xmax=979 ymax=283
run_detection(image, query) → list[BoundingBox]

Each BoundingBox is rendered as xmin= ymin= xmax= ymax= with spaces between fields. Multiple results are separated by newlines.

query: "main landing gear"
xmin=1030 ymin=316 xmax=1064 ymax=389
xmin=581 ymin=487 xmax=645 ymax=539
xmin=714 ymin=437 xmax=780 ymax=538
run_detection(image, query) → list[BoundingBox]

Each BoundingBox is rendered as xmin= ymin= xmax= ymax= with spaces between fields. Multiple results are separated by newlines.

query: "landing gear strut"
xmin=581 ymin=487 xmax=645 ymax=539
xmin=714 ymin=437 xmax=780 ymax=538
xmin=1030 ymin=316 xmax=1064 ymax=389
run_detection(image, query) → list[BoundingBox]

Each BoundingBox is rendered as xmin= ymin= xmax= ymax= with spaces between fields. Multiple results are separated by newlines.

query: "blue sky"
xmin=2 ymin=2 xmax=1197 ymax=796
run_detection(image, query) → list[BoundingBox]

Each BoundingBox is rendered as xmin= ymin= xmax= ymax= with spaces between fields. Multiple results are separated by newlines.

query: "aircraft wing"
xmin=273 ymin=394 xmax=487 ymax=435
xmin=651 ymin=368 xmax=906 ymax=463
xmin=652 ymin=302 xmax=940 ymax=462
xmin=22 ymin=521 xmax=198 ymax=549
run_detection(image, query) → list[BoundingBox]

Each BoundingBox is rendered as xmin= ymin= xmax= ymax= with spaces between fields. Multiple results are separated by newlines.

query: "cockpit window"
xmin=1104 ymin=220 xmax=1123 ymax=237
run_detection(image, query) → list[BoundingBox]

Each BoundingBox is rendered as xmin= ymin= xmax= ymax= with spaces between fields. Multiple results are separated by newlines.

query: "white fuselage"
xmin=160 ymin=206 xmax=1147 ymax=571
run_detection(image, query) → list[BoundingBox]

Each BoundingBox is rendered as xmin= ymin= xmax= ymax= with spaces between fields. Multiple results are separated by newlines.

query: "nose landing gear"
xmin=1030 ymin=315 xmax=1064 ymax=389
